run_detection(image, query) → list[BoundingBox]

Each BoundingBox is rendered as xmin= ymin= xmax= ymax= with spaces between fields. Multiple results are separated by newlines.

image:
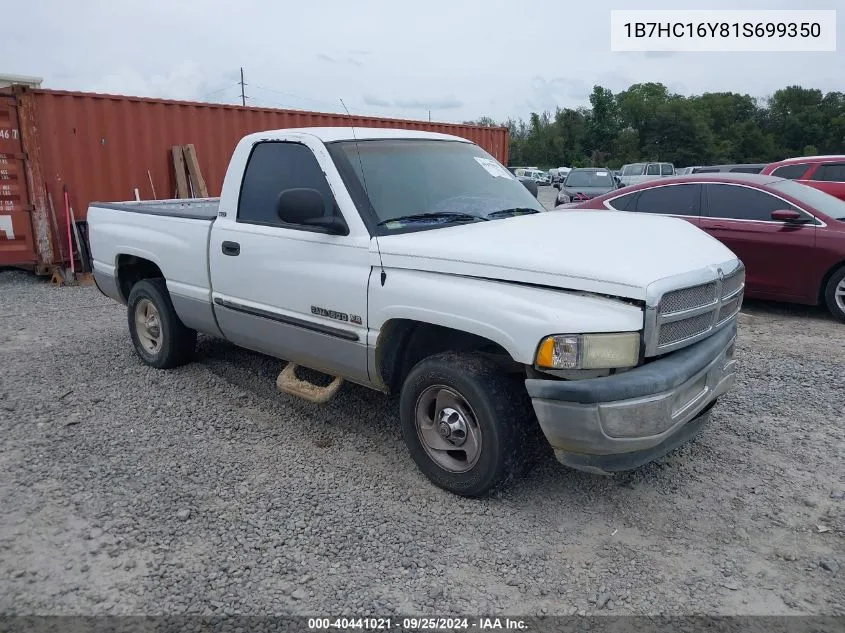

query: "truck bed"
xmin=87 ymin=198 xmax=219 ymax=311
xmin=91 ymin=198 xmax=220 ymax=220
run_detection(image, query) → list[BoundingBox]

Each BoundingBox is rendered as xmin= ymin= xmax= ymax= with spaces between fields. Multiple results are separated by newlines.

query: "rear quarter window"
xmin=771 ymin=163 xmax=811 ymax=180
xmin=606 ymin=191 xmax=638 ymax=211
xmin=811 ymin=163 xmax=845 ymax=182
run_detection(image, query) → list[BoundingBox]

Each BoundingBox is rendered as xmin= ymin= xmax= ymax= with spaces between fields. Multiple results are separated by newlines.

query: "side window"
xmin=729 ymin=166 xmax=763 ymax=174
xmin=811 ymin=163 xmax=845 ymax=182
xmin=771 ymin=163 xmax=810 ymax=180
xmin=646 ymin=163 xmax=660 ymax=175
xmin=237 ymin=142 xmax=337 ymax=226
xmin=704 ymin=184 xmax=795 ymax=221
xmin=632 ymin=184 xmax=700 ymax=215
xmin=606 ymin=191 xmax=638 ymax=211
xmin=661 ymin=164 xmax=674 ymax=175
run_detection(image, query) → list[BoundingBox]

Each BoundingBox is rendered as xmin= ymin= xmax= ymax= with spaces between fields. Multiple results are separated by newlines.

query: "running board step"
xmin=275 ymin=363 xmax=343 ymax=404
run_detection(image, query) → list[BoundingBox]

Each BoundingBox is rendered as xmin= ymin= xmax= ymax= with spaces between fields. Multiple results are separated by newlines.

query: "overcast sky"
xmin=4 ymin=0 xmax=843 ymax=123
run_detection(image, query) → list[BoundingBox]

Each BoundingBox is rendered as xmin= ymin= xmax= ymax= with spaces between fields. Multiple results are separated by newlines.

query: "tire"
xmin=127 ymin=278 xmax=197 ymax=369
xmin=823 ymin=266 xmax=845 ymax=323
xmin=399 ymin=352 xmax=537 ymax=497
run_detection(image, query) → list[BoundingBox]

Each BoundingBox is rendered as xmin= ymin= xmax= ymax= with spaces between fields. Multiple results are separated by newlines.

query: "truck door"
xmin=208 ymin=137 xmax=373 ymax=384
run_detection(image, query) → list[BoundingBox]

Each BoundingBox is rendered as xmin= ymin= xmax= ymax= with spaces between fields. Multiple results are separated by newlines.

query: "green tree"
xmin=584 ymin=86 xmax=619 ymax=157
xmin=480 ymin=81 xmax=845 ymax=168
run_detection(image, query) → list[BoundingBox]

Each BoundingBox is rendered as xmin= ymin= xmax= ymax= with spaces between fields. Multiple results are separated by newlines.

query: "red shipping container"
xmin=0 ymin=87 xmax=509 ymax=271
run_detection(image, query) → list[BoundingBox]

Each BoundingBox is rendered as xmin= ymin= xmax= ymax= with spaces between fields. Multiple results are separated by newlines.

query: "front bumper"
xmin=525 ymin=324 xmax=737 ymax=474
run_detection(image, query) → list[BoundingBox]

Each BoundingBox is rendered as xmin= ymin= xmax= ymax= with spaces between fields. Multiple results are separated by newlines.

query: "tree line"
xmin=466 ymin=82 xmax=845 ymax=170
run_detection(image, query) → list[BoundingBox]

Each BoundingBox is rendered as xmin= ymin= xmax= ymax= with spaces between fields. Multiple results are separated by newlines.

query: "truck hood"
xmin=375 ymin=210 xmax=738 ymax=301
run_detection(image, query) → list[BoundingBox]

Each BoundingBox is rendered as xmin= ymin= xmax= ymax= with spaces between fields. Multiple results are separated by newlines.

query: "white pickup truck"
xmin=88 ymin=127 xmax=743 ymax=497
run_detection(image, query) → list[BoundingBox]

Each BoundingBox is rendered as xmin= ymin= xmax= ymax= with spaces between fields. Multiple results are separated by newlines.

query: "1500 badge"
xmin=311 ymin=306 xmax=362 ymax=325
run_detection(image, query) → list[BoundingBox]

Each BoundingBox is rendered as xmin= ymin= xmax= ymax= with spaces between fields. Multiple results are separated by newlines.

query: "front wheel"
xmin=823 ymin=266 xmax=845 ymax=322
xmin=127 ymin=279 xmax=197 ymax=369
xmin=399 ymin=352 xmax=536 ymax=497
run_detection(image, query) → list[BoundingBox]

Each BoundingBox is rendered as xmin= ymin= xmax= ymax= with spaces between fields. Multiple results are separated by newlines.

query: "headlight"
xmin=535 ymin=332 xmax=640 ymax=370
xmin=557 ymin=193 xmax=570 ymax=203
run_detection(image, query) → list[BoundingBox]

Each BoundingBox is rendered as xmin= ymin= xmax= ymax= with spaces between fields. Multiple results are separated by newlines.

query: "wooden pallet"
xmin=171 ymin=144 xmax=209 ymax=198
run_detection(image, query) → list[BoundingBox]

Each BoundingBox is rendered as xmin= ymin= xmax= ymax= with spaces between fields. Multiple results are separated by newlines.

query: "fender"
xmin=368 ymin=268 xmax=644 ymax=365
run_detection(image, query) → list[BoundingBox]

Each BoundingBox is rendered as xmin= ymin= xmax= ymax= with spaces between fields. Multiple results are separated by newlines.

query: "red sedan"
xmin=570 ymin=173 xmax=845 ymax=321
xmin=760 ymin=155 xmax=845 ymax=201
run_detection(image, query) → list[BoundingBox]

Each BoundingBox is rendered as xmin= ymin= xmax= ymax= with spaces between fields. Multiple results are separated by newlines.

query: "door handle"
xmin=221 ymin=241 xmax=240 ymax=256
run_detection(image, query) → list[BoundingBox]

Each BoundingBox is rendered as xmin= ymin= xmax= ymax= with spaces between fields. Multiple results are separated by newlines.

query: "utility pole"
xmin=428 ymin=110 xmax=431 ymax=122
xmin=239 ymin=67 xmax=247 ymax=106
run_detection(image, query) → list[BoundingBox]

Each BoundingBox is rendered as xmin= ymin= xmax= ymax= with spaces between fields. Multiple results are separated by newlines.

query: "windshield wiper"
xmin=486 ymin=207 xmax=541 ymax=218
xmin=376 ymin=212 xmax=487 ymax=226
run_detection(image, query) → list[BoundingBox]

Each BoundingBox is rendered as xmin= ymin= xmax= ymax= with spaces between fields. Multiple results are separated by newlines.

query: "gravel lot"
xmin=1 ymin=268 xmax=843 ymax=617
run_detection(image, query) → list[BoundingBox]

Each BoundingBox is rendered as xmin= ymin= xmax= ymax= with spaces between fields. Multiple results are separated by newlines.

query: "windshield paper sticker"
xmin=474 ymin=157 xmax=513 ymax=179
xmin=596 ymin=171 xmax=608 ymax=176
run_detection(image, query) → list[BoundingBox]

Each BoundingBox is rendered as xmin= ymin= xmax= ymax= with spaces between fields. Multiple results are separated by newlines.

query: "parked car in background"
xmin=555 ymin=168 xmax=620 ymax=206
xmin=570 ymin=173 xmax=845 ymax=321
xmin=515 ymin=168 xmax=546 ymax=183
xmin=688 ymin=164 xmax=767 ymax=174
xmin=536 ymin=171 xmax=551 ymax=186
xmin=761 ymin=155 xmax=845 ymax=202
xmin=552 ymin=167 xmax=571 ymax=188
xmin=548 ymin=168 xmax=559 ymax=183
xmin=618 ymin=162 xmax=675 ymax=187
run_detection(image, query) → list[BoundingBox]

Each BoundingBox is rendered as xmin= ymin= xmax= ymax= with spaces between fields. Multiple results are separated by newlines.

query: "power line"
xmin=198 ymin=83 xmax=239 ymax=101
xmin=252 ymin=84 xmax=341 ymax=110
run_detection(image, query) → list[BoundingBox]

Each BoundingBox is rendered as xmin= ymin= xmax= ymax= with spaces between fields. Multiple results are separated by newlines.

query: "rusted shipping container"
xmin=0 ymin=87 xmax=509 ymax=271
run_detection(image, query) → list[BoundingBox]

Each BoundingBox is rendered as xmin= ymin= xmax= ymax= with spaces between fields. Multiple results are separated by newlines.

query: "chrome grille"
xmin=660 ymin=282 xmax=718 ymax=314
xmin=646 ymin=263 xmax=746 ymax=356
xmin=717 ymin=294 xmax=743 ymax=324
xmin=658 ymin=312 xmax=714 ymax=346
xmin=721 ymin=267 xmax=744 ymax=298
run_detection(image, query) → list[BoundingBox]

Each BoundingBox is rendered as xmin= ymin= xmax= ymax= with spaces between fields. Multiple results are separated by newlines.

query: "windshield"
xmin=622 ymin=164 xmax=645 ymax=176
xmin=770 ymin=180 xmax=845 ymax=220
xmin=564 ymin=170 xmax=614 ymax=188
xmin=327 ymin=139 xmax=544 ymax=232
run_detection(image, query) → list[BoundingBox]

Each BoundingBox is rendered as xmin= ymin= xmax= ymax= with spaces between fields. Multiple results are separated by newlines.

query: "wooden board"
xmin=171 ymin=145 xmax=190 ymax=198
xmin=182 ymin=144 xmax=209 ymax=198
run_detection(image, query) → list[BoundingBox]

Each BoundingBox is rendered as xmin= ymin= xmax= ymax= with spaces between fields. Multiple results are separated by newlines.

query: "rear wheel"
xmin=399 ymin=352 xmax=536 ymax=497
xmin=127 ymin=279 xmax=196 ymax=369
xmin=823 ymin=266 xmax=845 ymax=322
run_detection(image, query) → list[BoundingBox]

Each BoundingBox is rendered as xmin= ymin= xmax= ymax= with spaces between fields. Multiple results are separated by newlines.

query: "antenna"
xmin=340 ymin=98 xmax=386 ymax=286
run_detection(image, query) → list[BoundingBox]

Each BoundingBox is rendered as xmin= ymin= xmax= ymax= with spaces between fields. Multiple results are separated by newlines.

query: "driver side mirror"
xmin=276 ymin=188 xmax=349 ymax=235
xmin=771 ymin=209 xmax=809 ymax=224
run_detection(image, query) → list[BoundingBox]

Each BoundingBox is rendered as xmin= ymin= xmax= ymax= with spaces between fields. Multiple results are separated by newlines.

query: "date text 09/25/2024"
xmin=307 ymin=617 xmax=528 ymax=630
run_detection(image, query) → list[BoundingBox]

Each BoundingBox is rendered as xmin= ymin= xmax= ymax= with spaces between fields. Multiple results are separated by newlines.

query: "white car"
xmin=619 ymin=162 xmax=675 ymax=187
xmin=88 ymin=127 xmax=741 ymax=497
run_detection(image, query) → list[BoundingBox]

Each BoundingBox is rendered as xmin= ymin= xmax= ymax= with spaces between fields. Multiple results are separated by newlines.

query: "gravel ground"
xmin=0 ymin=268 xmax=843 ymax=617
